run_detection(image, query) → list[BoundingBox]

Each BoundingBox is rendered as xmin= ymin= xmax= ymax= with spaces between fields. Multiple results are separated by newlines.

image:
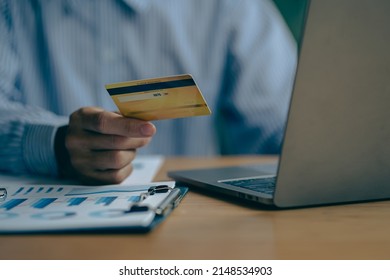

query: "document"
xmin=0 ymin=155 xmax=164 ymax=186
xmin=0 ymin=155 xmax=187 ymax=233
xmin=0 ymin=182 xmax=187 ymax=233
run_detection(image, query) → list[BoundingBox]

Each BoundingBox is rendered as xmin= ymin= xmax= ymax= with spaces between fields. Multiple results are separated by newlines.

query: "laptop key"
xmin=223 ymin=177 xmax=276 ymax=195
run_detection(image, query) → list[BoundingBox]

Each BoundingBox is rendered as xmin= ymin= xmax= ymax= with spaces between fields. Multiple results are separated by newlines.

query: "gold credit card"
xmin=105 ymin=74 xmax=211 ymax=121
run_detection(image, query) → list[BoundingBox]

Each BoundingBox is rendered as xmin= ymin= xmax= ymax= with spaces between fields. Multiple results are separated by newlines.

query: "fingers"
xmin=64 ymin=107 xmax=156 ymax=185
xmin=72 ymin=150 xmax=136 ymax=171
xmin=67 ymin=130 xmax=152 ymax=150
xmin=67 ymin=149 xmax=136 ymax=185
xmin=70 ymin=107 xmax=156 ymax=137
xmin=77 ymin=163 xmax=134 ymax=185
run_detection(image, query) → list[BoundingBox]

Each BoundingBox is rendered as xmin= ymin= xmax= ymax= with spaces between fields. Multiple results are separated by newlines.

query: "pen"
xmin=0 ymin=188 xmax=7 ymax=202
xmin=155 ymin=188 xmax=181 ymax=216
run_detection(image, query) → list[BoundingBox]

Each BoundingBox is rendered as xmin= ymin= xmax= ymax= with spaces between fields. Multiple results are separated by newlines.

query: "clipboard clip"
xmin=0 ymin=188 xmax=7 ymax=202
xmin=125 ymin=185 xmax=182 ymax=216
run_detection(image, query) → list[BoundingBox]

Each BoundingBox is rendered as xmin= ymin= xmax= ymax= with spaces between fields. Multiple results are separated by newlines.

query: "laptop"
xmin=168 ymin=0 xmax=390 ymax=208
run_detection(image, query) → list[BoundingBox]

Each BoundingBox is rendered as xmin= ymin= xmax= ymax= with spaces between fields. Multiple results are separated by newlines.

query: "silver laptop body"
xmin=168 ymin=0 xmax=390 ymax=208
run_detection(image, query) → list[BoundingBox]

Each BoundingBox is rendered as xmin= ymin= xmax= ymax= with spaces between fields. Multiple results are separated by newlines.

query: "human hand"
xmin=55 ymin=107 xmax=156 ymax=185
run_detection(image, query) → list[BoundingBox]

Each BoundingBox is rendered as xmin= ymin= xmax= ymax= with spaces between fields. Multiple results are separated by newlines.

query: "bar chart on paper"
xmin=0 ymin=185 xmax=150 ymax=213
xmin=0 ymin=156 xmax=181 ymax=233
xmin=0 ymin=199 xmax=27 ymax=211
xmin=0 ymin=182 xmax=177 ymax=233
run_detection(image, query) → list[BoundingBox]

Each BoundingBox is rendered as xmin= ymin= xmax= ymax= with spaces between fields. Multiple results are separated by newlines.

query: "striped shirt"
xmin=0 ymin=0 xmax=297 ymax=176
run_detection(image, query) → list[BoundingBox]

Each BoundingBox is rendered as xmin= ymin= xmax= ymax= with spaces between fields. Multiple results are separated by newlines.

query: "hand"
xmin=55 ymin=107 xmax=156 ymax=185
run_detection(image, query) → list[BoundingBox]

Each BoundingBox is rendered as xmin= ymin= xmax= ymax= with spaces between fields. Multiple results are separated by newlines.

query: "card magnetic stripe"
xmin=107 ymin=78 xmax=196 ymax=95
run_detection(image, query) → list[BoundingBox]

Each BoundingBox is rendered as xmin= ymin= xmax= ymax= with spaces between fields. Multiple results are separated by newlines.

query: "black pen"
xmin=0 ymin=188 xmax=7 ymax=202
xmin=155 ymin=188 xmax=181 ymax=216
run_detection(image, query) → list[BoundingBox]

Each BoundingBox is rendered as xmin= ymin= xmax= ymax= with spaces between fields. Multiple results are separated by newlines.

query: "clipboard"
xmin=0 ymin=182 xmax=187 ymax=234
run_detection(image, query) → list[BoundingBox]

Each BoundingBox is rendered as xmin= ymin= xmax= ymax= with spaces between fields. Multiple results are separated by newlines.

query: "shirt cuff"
xmin=22 ymin=123 xmax=62 ymax=176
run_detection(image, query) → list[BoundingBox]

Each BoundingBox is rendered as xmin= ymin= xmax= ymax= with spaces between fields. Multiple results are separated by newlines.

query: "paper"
xmin=122 ymin=155 xmax=164 ymax=185
xmin=0 ymin=156 xmax=189 ymax=233
xmin=0 ymin=182 xmax=177 ymax=233
xmin=0 ymin=155 xmax=164 ymax=186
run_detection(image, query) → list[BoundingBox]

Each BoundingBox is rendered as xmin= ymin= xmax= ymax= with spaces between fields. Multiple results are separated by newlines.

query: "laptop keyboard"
xmin=222 ymin=176 xmax=276 ymax=195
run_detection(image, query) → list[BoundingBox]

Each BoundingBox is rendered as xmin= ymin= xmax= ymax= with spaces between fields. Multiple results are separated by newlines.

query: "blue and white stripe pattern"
xmin=0 ymin=0 xmax=297 ymax=176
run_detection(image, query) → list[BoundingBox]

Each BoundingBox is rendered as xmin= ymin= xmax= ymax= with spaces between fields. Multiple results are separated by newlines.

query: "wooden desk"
xmin=1 ymin=156 xmax=389 ymax=260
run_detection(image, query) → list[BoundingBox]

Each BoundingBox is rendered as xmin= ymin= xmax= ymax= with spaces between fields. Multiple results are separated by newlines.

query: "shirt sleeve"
xmin=0 ymin=1 xmax=67 ymax=176
xmin=216 ymin=0 xmax=298 ymax=155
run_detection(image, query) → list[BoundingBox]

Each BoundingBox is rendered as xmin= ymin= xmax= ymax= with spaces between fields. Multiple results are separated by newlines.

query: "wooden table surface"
xmin=1 ymin=156 xmax=389 ymax=260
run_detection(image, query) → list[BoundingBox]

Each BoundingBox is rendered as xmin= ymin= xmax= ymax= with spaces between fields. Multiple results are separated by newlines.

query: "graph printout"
xmin=0 ymin=181 xmax=176 ymax=233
